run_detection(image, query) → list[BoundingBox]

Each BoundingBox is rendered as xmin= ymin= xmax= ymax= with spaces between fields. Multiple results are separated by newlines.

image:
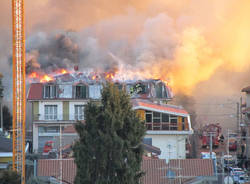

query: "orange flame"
xmin=40 ymin=75 xmax=54 ymax=83
xmin=60 ymin=69 xmax=68 ymax=74
xmin=28 ymin=72 xmax=39 ymax=79
xmin=55 ymin=69 xmax=69 ymax=75
xmin=105 ymin=73 xmax=115 ymax=80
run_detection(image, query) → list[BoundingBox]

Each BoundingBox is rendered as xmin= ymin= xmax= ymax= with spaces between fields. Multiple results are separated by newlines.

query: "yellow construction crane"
xmin=12 ymin=0 xmax=26 ymax=184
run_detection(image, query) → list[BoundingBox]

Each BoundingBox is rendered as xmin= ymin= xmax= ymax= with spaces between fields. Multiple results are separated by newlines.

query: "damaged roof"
xmin=27 ymin=73 xmax=173 ymax=101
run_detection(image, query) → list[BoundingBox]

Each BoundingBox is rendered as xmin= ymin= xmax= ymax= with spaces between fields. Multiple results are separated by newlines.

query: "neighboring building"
xmin=27 ymin=74 xmax=173 ymax=153
xmin=242 ymin=86 xmax=250 ymax=123
xmin=37 ymin=158 xmax=216 ymax=184
xmin=133 ymin=99 xmax=193 ymax=160
xmin=0 ymin=136 xmax=12 ymax=169
xmin=241 ymin=86 xmax=250 ymax=159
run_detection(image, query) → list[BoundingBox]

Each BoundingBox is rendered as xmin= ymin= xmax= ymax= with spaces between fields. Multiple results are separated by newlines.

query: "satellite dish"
xmin=224 ymin=176 xmax=233 ymax=184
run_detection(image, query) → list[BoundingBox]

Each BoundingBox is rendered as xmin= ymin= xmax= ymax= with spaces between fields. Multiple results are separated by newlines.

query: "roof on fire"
xmin=27 ymin=76 xmax=173 ymax=101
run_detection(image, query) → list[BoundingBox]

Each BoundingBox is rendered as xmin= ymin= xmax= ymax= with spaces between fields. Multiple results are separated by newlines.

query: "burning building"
xmin=27 ymin=70 xmax=192 ymax=160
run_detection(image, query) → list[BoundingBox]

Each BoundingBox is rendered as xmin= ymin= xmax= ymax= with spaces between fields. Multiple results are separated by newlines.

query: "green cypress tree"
xmin=73 ymin=83 xmax=145 ymax=184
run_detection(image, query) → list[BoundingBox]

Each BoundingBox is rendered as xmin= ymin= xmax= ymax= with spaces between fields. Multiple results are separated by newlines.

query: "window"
xmin=153 ymin=112 xmax=161 ymax=123
xmin=75 ymin=85 xmax=87 ymax=99
xmin=38 ymin=126 xmax=60 ymax=133
xmin=44 ymin=85 xmax=57 ymax=98
xmin=162 ymin=113 xmax=169 ymax=122
xmin=146 ymin=111 xmax=152 ymax=123
xmin=75 ymin=105 xmax=84 ymax=120
xmin=170 ymin=115 xmax=178 ymax=130
xmin=143 ymin=138 xmax=152 ymax=146
xmin=44 ymin=105 xmax=57 ymax=120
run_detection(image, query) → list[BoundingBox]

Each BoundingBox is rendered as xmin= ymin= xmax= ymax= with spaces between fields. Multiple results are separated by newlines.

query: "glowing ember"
xmin=60 ymin=69 xmax=68 ymax=74
xmin=40 ymin=75 xmax=53 ymax=83
xmin=105 ymin=73 xmax=115 ymax=80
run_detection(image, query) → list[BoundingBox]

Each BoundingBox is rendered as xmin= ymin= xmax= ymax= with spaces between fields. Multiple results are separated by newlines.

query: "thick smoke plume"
xmin=1 ymin=0 xmax=250 ymax=94
xmin=1 ymin=0 xmax=250 ymax=130
xmin=26 ymin=33 xmax=79 ymax=74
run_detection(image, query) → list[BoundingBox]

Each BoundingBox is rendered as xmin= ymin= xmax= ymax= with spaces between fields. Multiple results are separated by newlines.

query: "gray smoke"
xmin=26 ymin=32 xmax=79 ymax=74
xmin=25 ymin=13 xmax=178 ymax=74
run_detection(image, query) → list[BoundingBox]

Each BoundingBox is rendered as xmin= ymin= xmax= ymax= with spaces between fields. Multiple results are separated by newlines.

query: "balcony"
xmin=33 ymin=113 xmax=71 ymax=122
xmin=145 ymin=122 xmax=178 ymax=131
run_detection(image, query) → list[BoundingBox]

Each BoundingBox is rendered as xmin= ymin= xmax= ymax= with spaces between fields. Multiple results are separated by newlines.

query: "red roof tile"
xmin=133 ymin=99 xmax=188 ymax=115
xmin=141 ymin=159 xmax=214 ymax=184
xmin=38 ymin=159 xmax=76 ymax=184
xmin=27 ymin=83 xmax=43 ymax=100
xmin=38 ymin=158 xmax=214 ymax=184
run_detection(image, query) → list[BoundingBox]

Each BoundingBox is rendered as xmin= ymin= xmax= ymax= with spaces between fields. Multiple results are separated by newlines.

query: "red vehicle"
xmin=229 ymin=138 xmax=237 ymax=151
xmin=43 ymin=140 xmax=55 ymax=155
xmin=201 ymin=123 xmax=221 ymax=149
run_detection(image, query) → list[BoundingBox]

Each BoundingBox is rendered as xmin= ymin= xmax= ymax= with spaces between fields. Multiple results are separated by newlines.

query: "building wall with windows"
xmin=144 ymin=134 xmax=187 ymax=160
xmin=27 ymin=82 xmax=184 ymax=154
xmin=133 ymin=99 xmax=193 ymax=160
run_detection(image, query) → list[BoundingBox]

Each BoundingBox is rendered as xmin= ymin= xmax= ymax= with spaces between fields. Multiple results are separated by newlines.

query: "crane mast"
xmin=12 ymin=0 xmax=26 ymax=183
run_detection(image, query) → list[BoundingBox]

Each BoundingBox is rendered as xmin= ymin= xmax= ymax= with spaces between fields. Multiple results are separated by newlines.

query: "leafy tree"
xmin=3 ymin=105 xmax=12 ymax=131
xmin=73 ymin=83 xmax=145 ymax=184
xmin=0 ymin=170 xmax=21 ymax=184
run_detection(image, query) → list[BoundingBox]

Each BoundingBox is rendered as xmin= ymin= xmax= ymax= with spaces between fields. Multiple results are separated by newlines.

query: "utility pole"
xmin=227 ymin=129 xmax=230 ymax=156
xmin=221 ymin=152 xmax=225 ymax=183
xmin=240 ymin=97 xmax=243 ymax=128
xmin=59 ymin=124 xmax=62 ymax=184
xmin=209 ymin=132 xmax=213 ymax=159
xmin=237 ymin=102 xmax=240 ymax=134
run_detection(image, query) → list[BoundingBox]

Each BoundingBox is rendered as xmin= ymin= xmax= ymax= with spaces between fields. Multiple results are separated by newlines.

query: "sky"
xmin=1 ymin=0 xmax=250 ymax=130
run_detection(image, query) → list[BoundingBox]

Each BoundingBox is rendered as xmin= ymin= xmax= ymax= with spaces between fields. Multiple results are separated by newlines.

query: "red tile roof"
xmin=38 ymin=159 xmax=76 ymax=184
xmin=168 ymin=159 xmax=214 ymax=177
xmin=141 ymin=159 xmax=214 ymax=184
xmin=37 ymin=158 xmax=214 ymax=184
xmin=242 ymin=86 xmax=250 ymax=93
xmin=133 ymin=99 xmax=188 ymax=115
xmin=141 ymin=159 xmax=168 ymax=184
xmin=27 ymin=83 xmax=43 ymax=100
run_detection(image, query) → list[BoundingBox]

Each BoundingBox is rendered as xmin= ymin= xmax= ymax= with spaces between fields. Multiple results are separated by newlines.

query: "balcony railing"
xmin=145 ymin=122 xmax=178 ymax=131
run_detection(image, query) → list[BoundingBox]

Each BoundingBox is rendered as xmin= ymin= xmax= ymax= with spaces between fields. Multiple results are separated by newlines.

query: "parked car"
xmin=223 ymin=155 xmax=235 ymax=170
xmin=238 ymin=174 xmax=246 ymax=184
xmin=230 ymin=167 xmax=245 ymax=183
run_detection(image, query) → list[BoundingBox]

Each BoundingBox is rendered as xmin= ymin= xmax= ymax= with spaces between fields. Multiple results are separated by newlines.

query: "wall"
xmin=63 ymin=101 xmax=69 ymax=120
xmin=144 ymin=134 xmax=187 ymax=161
